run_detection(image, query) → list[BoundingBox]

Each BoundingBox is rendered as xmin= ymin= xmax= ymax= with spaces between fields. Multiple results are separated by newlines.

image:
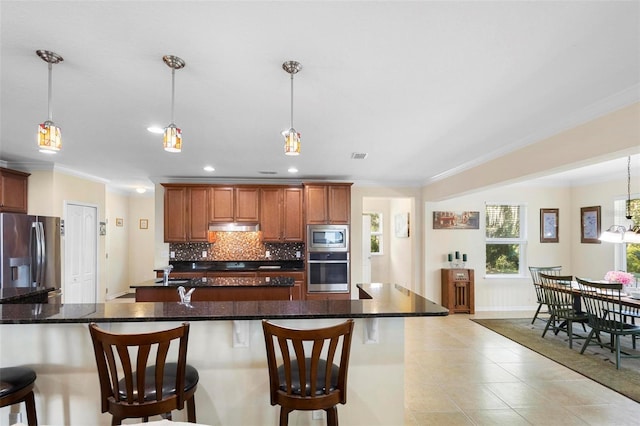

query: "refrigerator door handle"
xmin=38 ymin=221 xmax=46 ymax=286
xmin=32 ymin=221 xmax=45 ymax=287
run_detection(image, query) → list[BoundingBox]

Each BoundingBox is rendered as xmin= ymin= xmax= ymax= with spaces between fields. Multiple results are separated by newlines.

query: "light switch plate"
xmin=170 ymin=251 xmax=175 ymax=258
xmin=202 ymin=251 xmax=207 ymax=257
xmin=265 ymin=251 xmax=270 ymax=258
xmin=296 ymin=251 xmax=301 ymax=258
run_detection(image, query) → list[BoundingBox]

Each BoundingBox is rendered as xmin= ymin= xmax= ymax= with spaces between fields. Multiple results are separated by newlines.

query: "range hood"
xmin=208 ymin=222 xmax=260 ymax=232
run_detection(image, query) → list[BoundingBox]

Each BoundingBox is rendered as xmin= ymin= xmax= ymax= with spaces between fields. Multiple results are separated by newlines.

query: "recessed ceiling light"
xmin=147 ymin=126 xmax=164 ymax=134
xmin=288 ymin=167 xmax=298 ymax=173
xmin=136 ymin=188 xmax=147 ymax=194
xmin=203 ymin=166 xmax=215 ymax=172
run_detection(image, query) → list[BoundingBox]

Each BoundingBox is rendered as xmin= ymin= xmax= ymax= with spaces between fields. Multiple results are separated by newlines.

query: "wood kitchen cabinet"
xmin=209 ymin=186 xmax=259 ymax=223
xmin=440 ymin=268 xmax=475 ymax=314
xmin=304 ymin=183 xmax=351 ymax=224
xmin=0 ymin=167 xmax=30 ymax=213
xmin=257 ymin=271 xmax=304 ymax=300
xmin=162 ymin=184 xmax=209 ymax=242
xmin=260 ymin=187 xmax=303 ymax=242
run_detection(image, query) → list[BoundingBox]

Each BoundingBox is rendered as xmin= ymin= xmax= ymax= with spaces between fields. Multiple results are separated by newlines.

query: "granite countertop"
xmin=156 ymin=260 xmax=305 ymax=273
xmin=0 ymin=286 xmax=56 ymax=303
xmin=0 ymin=283 xmax=449 ymax=324
xmin=131 ymin=276 xmax=294 ymax=288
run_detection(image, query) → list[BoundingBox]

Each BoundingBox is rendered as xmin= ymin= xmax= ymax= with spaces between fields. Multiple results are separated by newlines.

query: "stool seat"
xmin=0 ymin=366 xmax=38 ymax=426
xmin=116 ymin=363 xmax=199 ymax=401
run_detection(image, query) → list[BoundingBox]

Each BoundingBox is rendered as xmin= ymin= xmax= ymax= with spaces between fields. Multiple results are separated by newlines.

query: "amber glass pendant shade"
xmin=284 ymin=129 xmax=300 ymax=156
xmin=38 ymin=121 xmax=62 ymax=153
xmin=163 ymin=124 xmax=182 ymax=153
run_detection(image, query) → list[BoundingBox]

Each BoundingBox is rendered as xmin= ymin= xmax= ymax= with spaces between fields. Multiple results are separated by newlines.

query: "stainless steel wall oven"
xmin=307 ymin=251 xmax=349 ymax=293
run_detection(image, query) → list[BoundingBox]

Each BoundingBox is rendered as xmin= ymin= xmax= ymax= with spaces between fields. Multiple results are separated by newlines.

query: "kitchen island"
xmin=0 ymin=283 xmax=448 ymax=425
xmin=131 ymin=276 xmax=295 ymax=302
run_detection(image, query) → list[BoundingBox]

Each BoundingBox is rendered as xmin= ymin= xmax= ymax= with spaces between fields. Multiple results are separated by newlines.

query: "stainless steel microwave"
xmin=307 ymin=224 xmax=349 ymax=252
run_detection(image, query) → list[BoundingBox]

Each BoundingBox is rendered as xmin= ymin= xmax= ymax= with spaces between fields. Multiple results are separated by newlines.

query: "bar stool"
xmin=88 ymin=322 xmax=199 ymax=425
xmin=0 ymin=366 xmax=38 ymax=426
xmin=262 ymin=319 xmax=354 ymax=426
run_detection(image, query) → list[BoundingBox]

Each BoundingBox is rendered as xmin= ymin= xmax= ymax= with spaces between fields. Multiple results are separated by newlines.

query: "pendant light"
xmin=162 ymin=55 xmax=185 ymax=153
xmin=282 ymin=61 xmax=302 ymax=156
xmin=36 ymin=50 xmax=64 ymax=154
xmin=600 ymin=156 xmax=640 ymax=243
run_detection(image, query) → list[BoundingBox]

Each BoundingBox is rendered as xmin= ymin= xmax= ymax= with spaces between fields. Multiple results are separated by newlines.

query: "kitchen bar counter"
xmin=0 ymin=283 xmax=447 ymax=425
xmin=0 ymin=283 xmax=448 ymax=324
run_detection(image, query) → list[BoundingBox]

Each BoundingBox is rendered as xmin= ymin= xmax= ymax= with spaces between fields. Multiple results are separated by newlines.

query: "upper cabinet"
xmin=162 ymin=185 xmax=209 ymax=242
xmin=0 ymin=167 xmax=30 ymax=213
xmin=210 ymin=187 xmax=259 ymax=223
xmin=304 ymin=183 xmax=352 ymax=224
xmin=260 ymin=187 xmax=303 ymax=242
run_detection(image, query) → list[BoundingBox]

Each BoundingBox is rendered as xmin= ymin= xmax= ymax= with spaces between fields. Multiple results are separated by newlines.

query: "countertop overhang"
xmin=0 ymin=283 xmax=448 ymax=324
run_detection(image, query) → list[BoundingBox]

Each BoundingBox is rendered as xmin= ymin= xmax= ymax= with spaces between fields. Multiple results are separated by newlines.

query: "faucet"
xmin=162 ymin=265 xmax=173 ymax=286
xmin=177 ymin=286 xmax=195 ymax=306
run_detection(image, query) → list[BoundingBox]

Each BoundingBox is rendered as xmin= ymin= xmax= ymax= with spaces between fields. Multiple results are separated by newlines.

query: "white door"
xmin=362 ymin=214 xmax=372 ymax=283
xmin=65 ymin=203 xmax=97 ymax=303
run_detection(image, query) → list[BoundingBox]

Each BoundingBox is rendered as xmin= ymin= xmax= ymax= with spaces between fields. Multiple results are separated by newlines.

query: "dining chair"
xmin=88 ymin=322 xmax=199 ymax=425
xmin=539 ymin=273 xmax=588 ymax=349
xmin=262 ymin=319 xmax=354 ymax=426
xmin=575 ymin=278 xmax=640 ymax=369
xmin=529 ymin=266 xmax=562 ymax=324
xmin=0 ymin=366 xmax=38 ymax=426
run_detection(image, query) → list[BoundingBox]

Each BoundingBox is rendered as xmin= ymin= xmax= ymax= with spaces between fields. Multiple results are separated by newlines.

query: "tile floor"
xmin=404 ymin=311 xmax=640 ymax=425
xmin=110 ymin=296 xmax=640 ymax=424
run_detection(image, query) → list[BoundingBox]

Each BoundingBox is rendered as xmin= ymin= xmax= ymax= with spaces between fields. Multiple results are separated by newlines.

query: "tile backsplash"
xmin=169 ymin=232 xmax=304 ymax=261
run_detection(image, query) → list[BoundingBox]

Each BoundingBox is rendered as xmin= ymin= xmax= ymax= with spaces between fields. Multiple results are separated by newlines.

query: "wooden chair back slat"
xmin=88 ymin=322 xmax=197 ymax=424
xmin=262 ymin=319 xmax=355 ymax=425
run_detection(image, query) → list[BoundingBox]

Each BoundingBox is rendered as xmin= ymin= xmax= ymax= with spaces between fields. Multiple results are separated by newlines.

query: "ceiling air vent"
xmin=351 ymin=152 xmax=368 ymax=160
xmin=258 ymin=171 xmax=278 ymax=175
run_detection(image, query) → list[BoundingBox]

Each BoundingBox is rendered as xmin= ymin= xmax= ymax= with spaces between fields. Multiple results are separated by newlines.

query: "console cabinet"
xmin=304 ymin=183 xmax=351 ymax=224
xmin=440 ymin=268 xmax=475 ymax=314
xmin=0 ymin=167 xmax=30 ymax=213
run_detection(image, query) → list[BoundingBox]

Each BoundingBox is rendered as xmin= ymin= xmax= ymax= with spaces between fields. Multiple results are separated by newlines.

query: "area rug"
xmin=471 ymin=318 xmax=640 ymax=403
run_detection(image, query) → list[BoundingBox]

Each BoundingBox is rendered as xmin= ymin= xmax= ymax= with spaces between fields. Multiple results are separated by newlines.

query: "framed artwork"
xmin=116 ymin=218 xmax=124 ymax=227
xmin=540 ymin=208 xmax=558 ymax=243
xmin=139 ymin=219 xmax=148 ymax=229
xmin=580 ymin=206 xmax=601 ymax=244
xmin=99 ymin=222 xmax=106 ymax=236
xmin=433 ymin=211 xmax=480 ymax=229
xmin=394 ymin=212 xmax=409 ymax=237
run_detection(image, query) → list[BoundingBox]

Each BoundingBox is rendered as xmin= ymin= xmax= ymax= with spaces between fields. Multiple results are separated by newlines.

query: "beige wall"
xmin=28 ymin=169 xmax=108 ymax=301
xmin=105 ymin=191 xmax=129 ymax=298
xmin=128 ymin=195 xmax=156 ymax=285
xmin=425 ymin=185 xmax=573 ymax=311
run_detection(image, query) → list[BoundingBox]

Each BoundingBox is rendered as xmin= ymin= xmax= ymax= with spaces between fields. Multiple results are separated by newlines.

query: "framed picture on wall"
xmin=540 ymin=208 xmax=559 ymax=243
xmin=580 ymin=206 xmax=601 ymax=244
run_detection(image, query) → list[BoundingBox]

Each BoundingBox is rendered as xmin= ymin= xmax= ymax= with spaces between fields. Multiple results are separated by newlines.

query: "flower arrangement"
xmin=604 ymin=270 xmax=635 ymax=286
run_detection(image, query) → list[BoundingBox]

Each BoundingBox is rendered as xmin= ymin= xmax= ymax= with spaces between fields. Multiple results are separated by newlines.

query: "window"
xmin=615 ymin=198 xmax=640 ymax=274
xmin=364 ymin=212 xmax=383 ymax=255
xmin=485 ymin=204 xmax=527 ymax=276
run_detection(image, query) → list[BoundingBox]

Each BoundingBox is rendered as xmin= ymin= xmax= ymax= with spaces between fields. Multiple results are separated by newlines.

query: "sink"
xmin=155 ymin=278 xmax=192 ymax=285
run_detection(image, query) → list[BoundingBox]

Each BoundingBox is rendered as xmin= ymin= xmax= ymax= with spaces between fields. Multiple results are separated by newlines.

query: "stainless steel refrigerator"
xmin=0 ymin=212 xmax=61 ymax=295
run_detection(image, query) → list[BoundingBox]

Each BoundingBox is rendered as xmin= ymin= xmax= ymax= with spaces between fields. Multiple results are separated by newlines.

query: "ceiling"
xmin=1 ymin=1 xmax=639 ymax=194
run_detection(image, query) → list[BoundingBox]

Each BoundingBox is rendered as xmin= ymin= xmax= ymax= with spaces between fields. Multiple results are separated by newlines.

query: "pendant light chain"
xmin=171 ymin=66 xmax=176 ymax=125
xmin=627 ymin=156 xmax=632 ymax=219
xmin=47 ymin=62 xmax=53 ymax=121
xmin=290 ymin=72 xmax=294 ymax=129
